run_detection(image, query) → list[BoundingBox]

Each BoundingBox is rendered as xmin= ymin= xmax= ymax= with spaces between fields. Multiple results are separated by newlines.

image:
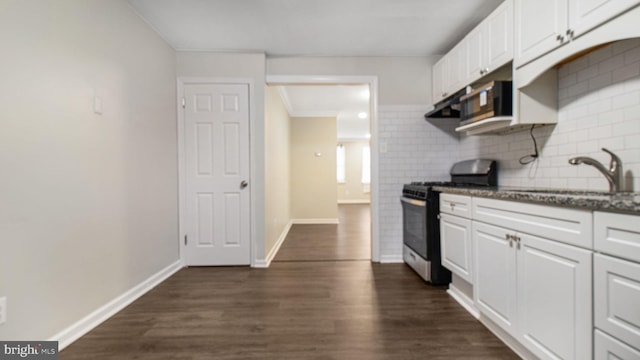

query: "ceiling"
xmin=127 ymin=0 xmax=503 ymax=140
xmin=126 ymin=0 xmax=503 ymax=57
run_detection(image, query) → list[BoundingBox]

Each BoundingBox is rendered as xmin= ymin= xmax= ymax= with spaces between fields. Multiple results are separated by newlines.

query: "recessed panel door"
xmin=184 ymin=83 xmax=250 ymax=266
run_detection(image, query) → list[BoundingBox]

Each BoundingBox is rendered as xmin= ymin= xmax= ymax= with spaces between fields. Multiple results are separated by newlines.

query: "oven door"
xmin=401 ymin=197 xmax=428 ymax=260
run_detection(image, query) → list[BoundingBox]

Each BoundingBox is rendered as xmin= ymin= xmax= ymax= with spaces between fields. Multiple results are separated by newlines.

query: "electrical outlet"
xmin=0 ymin=297 xmax=6 ymax=325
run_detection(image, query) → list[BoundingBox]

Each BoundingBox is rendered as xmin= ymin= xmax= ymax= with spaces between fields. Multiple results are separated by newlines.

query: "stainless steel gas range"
xmin=401 ymin=159 xmax=497 ymax=285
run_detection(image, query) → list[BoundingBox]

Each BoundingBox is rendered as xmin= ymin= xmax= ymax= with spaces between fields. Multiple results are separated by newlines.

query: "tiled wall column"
xmin=377 ymin=106 xmax=460 ymax=261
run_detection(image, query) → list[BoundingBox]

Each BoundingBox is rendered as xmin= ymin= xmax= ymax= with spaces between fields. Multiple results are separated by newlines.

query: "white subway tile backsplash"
xmin=588 ymin=72 xmax=613 ymax=90
xmin=458 ymin=39 xmax=640 ymax=192
xmin=613 ymin=62 xmax=640 ymax=82
xmin=613 ymin=38 xmax=640 ymax=54
xmin=566 ymin=80 xmax=590 ymax=97
xmin=624 ymin=45 xmax=640 ymax=64
xmin=599 ymin=53 xmax=625 ymax=73
xmin=589 ymin=45 xmax=613 ymax=64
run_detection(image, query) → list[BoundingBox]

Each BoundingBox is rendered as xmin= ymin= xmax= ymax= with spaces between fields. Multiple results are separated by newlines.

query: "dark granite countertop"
xmin=432 ymin=186 xmax=640 ymax=215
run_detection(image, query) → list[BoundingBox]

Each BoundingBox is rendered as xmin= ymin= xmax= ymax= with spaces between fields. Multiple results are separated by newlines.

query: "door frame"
xmin=177 ymin=77 xmax=256 ymax=267
xmin=265 ymin=75 xmax=380 ymax=262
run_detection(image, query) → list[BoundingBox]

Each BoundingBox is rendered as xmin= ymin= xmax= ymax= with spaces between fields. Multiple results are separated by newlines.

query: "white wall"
xmin=290 ymin=117 xmax=338 ymax=221
xmin=460 ymin=39 xmax=640 ymax=191
xmin=338 ymin=141 xmax=371 ymax=203
xmin=266 ymin=56 xmax=437 ymax=105
xmin=265 ymin=86 xmax=291 ymax=256
xmin=0 ymin=0 xmax=178 ymax=341
xmin=176 ymin=52 xmax=267 ymax=260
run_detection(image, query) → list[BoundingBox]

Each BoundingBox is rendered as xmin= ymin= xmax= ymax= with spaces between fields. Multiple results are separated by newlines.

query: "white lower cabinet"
xmin=440 ymin=194 xmax=473 ymax=283
xmin=440 ymin=213 xmax=473 ymax=283
xmin=595 ymin=329 xmax=640 ymax=360
xmin=474 ymin=221 xmax=518 ymax=334
xmin=594 ymin=253 xmax=640 ymax=354
xmin=441 ymin=193 xmax=640 ymax=359
xmin=517 ymin=232 xmax=592 ymax=360
xmin=472 ymin=197 xmax=593 ymax=360
xmin=474 ymin=221 xmax=593 ymax=360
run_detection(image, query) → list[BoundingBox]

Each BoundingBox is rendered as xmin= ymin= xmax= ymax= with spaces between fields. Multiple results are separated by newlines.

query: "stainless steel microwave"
xmin=459 ymin=81 xmax=512 ymax=126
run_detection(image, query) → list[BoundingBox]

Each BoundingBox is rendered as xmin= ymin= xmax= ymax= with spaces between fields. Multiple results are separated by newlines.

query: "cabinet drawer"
xmin=595 ymin=329 xmax=640 ymax=360
xmin=472 ymin=197 xmax=593 ymax=249
xmin=595 ymin=211 xmax=640 ymax=263
xmin=440 ymin=193 xmax=471 ymax=218
xmin=595 ymin=254 xmax=640 ymax=351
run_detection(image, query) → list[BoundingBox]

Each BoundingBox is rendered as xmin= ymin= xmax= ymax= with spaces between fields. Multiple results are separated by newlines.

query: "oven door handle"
xmin=401 ymin=197 xmax=427 ymax=207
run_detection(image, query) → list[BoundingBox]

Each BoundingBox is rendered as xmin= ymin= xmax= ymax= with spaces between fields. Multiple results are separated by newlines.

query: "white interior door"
xmin=184 ymin=83 xmax=251 ymax=266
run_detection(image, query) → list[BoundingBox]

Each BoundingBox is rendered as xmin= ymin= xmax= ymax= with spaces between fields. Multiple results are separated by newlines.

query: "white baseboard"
xmin=291 ymin=218 xmax=339 ymax=224
xmin=51 ymin=260 xmax=182 ymax=350
xmin=337 ymin=200 xmax=371 ymax=204
xmin=254 ymin=220 xmax=293 ymax=268
xmin=378 ymin=254 xmax=403 ymax=263
xmin=447 ymin=285 xmax=480 ymax=319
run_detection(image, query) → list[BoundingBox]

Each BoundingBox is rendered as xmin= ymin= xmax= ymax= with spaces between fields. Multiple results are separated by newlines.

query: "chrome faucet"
xmin=568 ymin=148 xmax=623 ymax=192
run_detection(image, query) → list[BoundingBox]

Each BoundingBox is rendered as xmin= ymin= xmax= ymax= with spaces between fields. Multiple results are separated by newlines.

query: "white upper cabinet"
xmin=569 ymin=0 xmax=640 ymax=38
xmin=432 ymin=0 xmax=513 ymax=104
xmin=432 ymin=56 xmax=447 ymax=104
xmin=515 ymin=0 xmax=568 ymax=67
xmin=432 ymin=41 xmax=466 ymax=104
xmin=448 ymin=42 xmax=467 ymax=95
xmin=486 ymin=0 xmax=515 ymax=72
xmin=466 ymin=24 xmax=486 ymax=82
xmin=515 ymin=0 xmax=640 ymax=67
xmin=466 ymin=0 xmax=514 ymax=83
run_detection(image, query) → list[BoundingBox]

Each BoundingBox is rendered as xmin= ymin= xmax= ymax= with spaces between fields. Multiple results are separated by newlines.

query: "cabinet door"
xmin=473 ymin=221 xmax=517 ymax=335
xmin=517 ymin=233 xmax=592 ymax=360
xmin=515 ymin=0 xmax=568 ymax=67
xmin=594 ymin=254 xmax=640 ymax=350
xmin=432 ymin=56 xmax=448 ymax=103
xmin=448 ymin=42 xmax=466 ymax=95
xmin=595 ymin=329 xmax=640 ymax=360
xmin=466 ymin=23 xmax=485 ymax=82
xmin=569 ymin=0 xmax=640 ymax=38
xmin=486 ymin=0 xmax=514 ymax=72
xmin=440 ymin=213 xmax=473 ymax=283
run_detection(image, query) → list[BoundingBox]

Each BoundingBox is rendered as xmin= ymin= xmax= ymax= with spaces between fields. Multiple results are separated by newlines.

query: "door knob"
xmin=240 ymin=180 xmax=248 ymax=189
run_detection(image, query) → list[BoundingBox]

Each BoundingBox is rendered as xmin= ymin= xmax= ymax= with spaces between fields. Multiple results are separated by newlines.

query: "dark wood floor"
xmin=275 ymin=204 xmax=371 ymax=262
xmin=62 ymin=205 xmax=518 ymax=359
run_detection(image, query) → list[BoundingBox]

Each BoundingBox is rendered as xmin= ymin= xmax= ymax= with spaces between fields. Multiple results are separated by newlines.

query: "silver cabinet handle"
xmin=566 ymin=29 xmax=574 ymax=39
xmin=240 ymin=180 xmax=248 ymax=189
xmin=556 ymin=34 xmax=565 ymax=42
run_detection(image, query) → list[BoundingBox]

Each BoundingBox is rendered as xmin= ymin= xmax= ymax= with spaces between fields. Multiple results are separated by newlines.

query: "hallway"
xmin=274 ymin=204 xmax=371 ymax=262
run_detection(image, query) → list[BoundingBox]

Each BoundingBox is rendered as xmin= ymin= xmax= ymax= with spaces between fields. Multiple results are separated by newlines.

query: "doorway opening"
xmin=265 ymin=75 xmax=379 ymax=263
